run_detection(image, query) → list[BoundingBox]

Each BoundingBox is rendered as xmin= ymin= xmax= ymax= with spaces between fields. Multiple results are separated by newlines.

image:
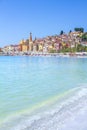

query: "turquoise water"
xmin=0 ymin=56 xmax=87 ymax=130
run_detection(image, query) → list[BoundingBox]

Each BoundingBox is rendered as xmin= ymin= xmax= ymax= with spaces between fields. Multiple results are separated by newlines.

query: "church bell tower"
xmin=29 ymin=32 xmax=33 ymax=51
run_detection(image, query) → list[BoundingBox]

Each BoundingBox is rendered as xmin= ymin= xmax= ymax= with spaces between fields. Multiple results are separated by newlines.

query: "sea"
xmin=0 ymin=56 xmax=87 ymax=130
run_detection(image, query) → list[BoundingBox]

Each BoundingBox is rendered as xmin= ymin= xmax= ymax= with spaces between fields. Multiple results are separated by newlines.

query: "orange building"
xmin=19 ymin=39 xmax=29 ymax=52
xmin=19 ymin=33 xmax=33 ymax=52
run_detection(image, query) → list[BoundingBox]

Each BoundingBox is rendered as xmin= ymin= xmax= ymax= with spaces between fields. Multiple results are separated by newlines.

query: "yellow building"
xmin=20 ymin=39 xmax=24 ymax=44
xmin=48 ymin=45 xmax=54 ymax=51
xmin=38 ymin=44 xmax=43 ymax=51
xmin=49 ymin=45 xmax=53 ymax=49
xmin=62 ymin=42 xmax=66 ymax=47
xmin=22 ymin=44 xmax=28 ymax=52
xmin=19 ymin=39 xmax=29 ymax=52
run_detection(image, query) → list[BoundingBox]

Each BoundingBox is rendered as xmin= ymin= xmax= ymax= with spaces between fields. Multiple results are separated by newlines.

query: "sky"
xmin=0 ymin=0 xmax=87 ymax=47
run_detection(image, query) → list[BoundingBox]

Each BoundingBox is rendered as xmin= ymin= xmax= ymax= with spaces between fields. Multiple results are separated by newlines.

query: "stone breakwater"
xmin=1 ymin=52 xmax=87 ymax=57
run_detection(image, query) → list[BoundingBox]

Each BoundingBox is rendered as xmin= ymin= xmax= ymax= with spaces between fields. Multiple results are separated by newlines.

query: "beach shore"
xmin=0 ymin=87 xmax=87 ymax=130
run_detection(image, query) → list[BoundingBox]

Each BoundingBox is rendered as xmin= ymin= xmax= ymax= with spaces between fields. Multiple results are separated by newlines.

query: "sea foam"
xmin=0 ymin=86 xmax=87 ymax=130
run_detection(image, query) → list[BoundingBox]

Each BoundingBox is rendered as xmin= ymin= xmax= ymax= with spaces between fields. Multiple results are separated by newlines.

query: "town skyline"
xmin=0 ymin=27 xmax=86 ymax=46
xmin=0 ymin=28 xmax=87 ymax=56
xmin=0 ymin=0 xmax=87 ymax=47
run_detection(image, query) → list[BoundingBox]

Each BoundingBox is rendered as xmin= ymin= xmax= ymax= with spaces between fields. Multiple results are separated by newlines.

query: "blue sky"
xmin=0 ymin=0 xmax=87 ymax=47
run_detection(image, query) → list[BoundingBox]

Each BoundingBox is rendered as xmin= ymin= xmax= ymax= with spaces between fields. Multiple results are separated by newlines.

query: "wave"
xmin=0 ymin=86 xmax=87 ymax=130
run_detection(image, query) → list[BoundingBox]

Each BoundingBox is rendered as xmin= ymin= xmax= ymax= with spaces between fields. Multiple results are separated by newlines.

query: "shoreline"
xmin=1 ymin=52 xmax=87 ymax=57
xmin=0 ymin=86 xmax=87 ymax=130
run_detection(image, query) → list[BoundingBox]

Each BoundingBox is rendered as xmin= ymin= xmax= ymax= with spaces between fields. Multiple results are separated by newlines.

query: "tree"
xmin=74 ymin=28 xmax=84 ymax=33
xmin=81 ymin=33 xmax=87 ymax=41
xmin=69 ymin=30 xmax=72 ymax=33
xmin=60 ymin=30 xmax=64 ymax=35
xmin=76 ymin=44 xmax=84 ymax=52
